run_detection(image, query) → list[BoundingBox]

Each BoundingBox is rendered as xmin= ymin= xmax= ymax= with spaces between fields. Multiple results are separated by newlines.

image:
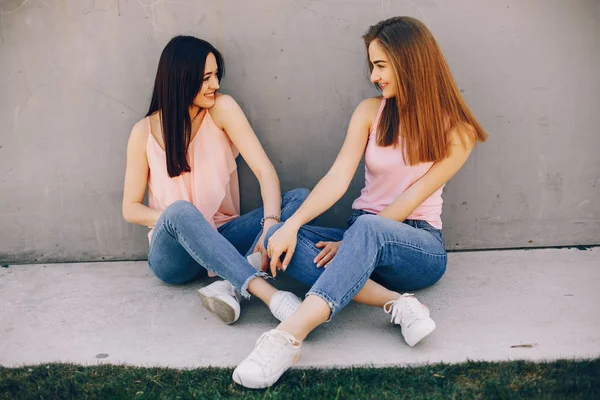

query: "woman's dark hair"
xmin=146 ymin=36 xmax=225 ymax=177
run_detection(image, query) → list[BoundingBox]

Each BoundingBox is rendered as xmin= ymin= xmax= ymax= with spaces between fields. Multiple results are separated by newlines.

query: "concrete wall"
xmin=0 ymin=0 xmax=598 ymax=263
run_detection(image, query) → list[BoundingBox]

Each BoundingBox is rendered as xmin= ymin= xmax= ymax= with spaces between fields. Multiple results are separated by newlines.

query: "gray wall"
xmin=1 ymin=0 xmax=598 ymax=263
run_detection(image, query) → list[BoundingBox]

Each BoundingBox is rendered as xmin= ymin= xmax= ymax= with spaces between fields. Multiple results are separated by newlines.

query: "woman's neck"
xmin=189 ymin=106 xmax=202 ymax=121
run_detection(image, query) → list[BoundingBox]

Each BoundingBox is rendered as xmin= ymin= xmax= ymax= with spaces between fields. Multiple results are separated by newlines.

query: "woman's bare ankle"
xmin=247 ymin=277 xmax=278 ymax=305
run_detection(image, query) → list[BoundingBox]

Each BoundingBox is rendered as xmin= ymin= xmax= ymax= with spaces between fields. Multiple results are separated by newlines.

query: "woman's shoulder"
xmin=128 ymin=116 xmax=151 ymax=149
xmin=353 ymin=96 xmax=384 ymax=128
xmin=131 ymin=116 xmax=151 ymax=138
xmin=212 ymin=92 xmax=237 ymax=108
xmin=209 ymin=93 xmax=242 ymax=116
xmin=207 ymin=93 xmax=244 ymax=129
xmin=448 ymin=121 xmax=477 ymax=150
xmin=359 ymin=96 xmax=384 ymax=114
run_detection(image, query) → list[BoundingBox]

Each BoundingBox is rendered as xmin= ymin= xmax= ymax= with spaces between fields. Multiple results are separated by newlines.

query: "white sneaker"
xmin=232 ymin=329 xmax=301 ymax=389
xmin=384 ymin=293 xmax=436 ymax=347
xmin=197 ymin=280 xmax=241 ymax=324
xmin=269 ymin=291 xmax=302 ymax=322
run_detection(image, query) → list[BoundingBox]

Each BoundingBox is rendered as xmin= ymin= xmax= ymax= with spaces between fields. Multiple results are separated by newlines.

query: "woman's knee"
xmin=378 ymin=255 xmax=447 ymax=292
xmin=343 ymin=214 xmax=386 ymax=245
xmin=162 ymin=200 xmax=195 ymax=218
xmin=160 ymin=200 xmax=207 ymax=226
xmin=149 ymin=260 xmax=201 ymax=285
xmin=264 ymin=222 xmax=285 ymax=247
xmin=282 ymin=188 xmax=310 ymax=204
xmin=427 ymin=256 xmax=447 ymax=287
xmin=351 ymin=214 xmax=388 ymax=231
xmin=155 ymin=273 xmax=191 ymax=286
xmin=349 ymin=214 xmax=423 ymax=245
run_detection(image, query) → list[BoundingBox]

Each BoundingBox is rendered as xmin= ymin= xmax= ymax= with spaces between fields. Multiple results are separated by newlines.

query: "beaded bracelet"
xmin=260 ymin=215 xmax=281 ymax=227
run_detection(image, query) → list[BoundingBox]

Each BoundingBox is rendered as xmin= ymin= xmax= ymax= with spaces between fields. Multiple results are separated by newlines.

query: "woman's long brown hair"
xmin=363 ymin=17 xmax=487 ymax=164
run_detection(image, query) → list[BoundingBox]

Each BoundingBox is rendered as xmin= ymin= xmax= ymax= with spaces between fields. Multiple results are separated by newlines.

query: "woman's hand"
xmin=253 ymin=219 xmax=279 ymax=272
xmin=266 ymin=222 xmax=299 ymax=277
xmin=314 ymin=241 xmax=341 ymax=268
xmin=252 ymin=231 xmax=269 ymax=272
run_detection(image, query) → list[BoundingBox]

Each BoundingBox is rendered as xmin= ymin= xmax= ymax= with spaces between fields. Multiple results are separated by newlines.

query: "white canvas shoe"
xmin=384 ymin=293 xmax=436 ymax=347
xmin=232 ymin=329 xmax=301 ymax=389
xmin=248 ymin=252 xmax=302 ymax=322
xmin=269 ymin=291 xmax=302 ymax=322
xmin=197 ymin=280 xmax=241 ymax=324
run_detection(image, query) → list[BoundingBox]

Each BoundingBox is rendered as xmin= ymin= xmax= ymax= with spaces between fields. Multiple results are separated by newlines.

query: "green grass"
xmin=1 ymin=360 xmax=599 ymax=399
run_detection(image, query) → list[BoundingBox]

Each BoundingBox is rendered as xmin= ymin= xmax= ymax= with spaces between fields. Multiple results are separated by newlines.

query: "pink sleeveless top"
xmin=146 ymin=111 xmax=240 ymax=239
xmin=352 ymin=98 xmax=444 ymax=229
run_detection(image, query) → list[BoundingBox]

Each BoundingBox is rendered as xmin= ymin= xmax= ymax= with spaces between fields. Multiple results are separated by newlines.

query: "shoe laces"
xmin=247 ymin=330 xmax=298 ymax=368
xmin=384 ymin=293 xmax=428 ymax=326
xmin=273 ymin=292 xmax=300 ymax=317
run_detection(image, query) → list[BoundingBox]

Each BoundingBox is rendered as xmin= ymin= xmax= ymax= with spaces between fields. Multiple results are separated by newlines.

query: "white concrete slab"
xmin=1 ymin=248 xmax=599 ymax=368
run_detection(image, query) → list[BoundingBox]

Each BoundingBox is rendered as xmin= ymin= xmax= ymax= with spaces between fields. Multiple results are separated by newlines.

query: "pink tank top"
xmin=352 ymin=98 xmax=444 ymax=229
xmin=146 ymin=111 xmax=240 ymax=239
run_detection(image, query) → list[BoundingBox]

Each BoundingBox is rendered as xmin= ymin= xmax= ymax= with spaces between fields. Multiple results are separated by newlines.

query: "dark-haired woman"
xmin=122 ymin=36 xmax=305 ymax=325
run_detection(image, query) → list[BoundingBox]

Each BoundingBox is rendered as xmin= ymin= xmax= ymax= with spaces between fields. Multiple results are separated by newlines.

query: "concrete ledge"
xmin=1 ymin=248 xmax=598 ymax=368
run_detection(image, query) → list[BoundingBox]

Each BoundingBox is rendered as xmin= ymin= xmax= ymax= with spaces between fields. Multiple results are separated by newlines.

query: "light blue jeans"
xmin=148 ymin=188 xmax=310 ymax=298
xmin=265 ymin=210 xmax=447 ymax=319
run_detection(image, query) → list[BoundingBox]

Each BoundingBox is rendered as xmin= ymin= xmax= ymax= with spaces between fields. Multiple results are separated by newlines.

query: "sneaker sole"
xmin=197 ymin=290 xmax=238 ymax=325
xmin=232 ymin=350 xmax=300 ymax=389
xmin=404 ymin=319 xmax=436 ymax=347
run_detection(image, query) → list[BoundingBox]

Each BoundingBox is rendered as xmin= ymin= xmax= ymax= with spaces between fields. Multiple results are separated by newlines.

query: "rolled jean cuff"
xmin=306 ymin=289 xmax=338 ymax=322
xmin=240 ymin=271 xmax=271 ymax=299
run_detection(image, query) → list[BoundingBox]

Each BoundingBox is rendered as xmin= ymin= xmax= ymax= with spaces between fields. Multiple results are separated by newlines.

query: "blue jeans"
xmin=265 ymin=210 xmax=447 ymax=319
xmin=148 ymin=188 xmax=310 ymax=298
